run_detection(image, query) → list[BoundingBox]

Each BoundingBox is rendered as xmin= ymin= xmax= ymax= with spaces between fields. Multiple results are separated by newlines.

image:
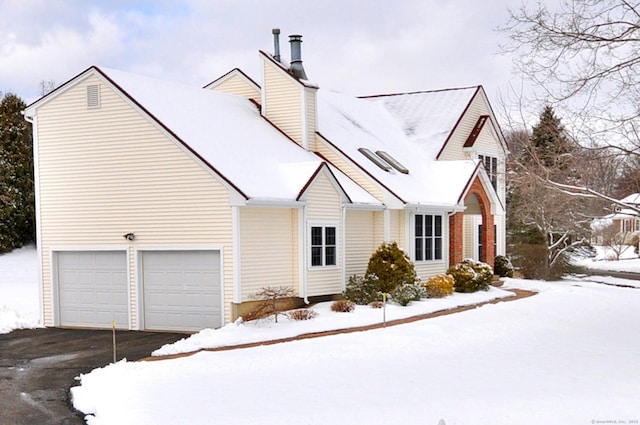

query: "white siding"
xmin=35 ymin=74 xmax=235 ymax=327
xmin=239 ymin=207 xmax=298 ymax=299
xmin=304 ymin=172 xmax=343 ymax=296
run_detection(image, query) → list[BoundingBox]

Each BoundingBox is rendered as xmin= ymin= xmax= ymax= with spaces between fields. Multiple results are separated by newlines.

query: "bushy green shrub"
xmin=365 ymin=242 xmax=417 ymax=293
xmin=494 ymin=255 xmax=514 ymax=278
xmin=421 ymin=274 xmax=455 ymax=298
xmin=447 ymin=259 xmax=493 ymax=293
xmin=331 ymin=299 xmax=355 ymax=313
xmin=343 ymin=275 xmax=382 ymax=305
xmin=390 ymin=283 xmax=424 ymax=306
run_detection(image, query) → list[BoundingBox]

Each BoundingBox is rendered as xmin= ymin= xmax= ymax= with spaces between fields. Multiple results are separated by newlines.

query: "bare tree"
xmin=501 ymin=0 xmax=640 ymax=214
xmin=39 ymin=80 xmax=56 ymax=97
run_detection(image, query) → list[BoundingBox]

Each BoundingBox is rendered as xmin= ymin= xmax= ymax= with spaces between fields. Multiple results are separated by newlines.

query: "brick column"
xmin=449 ymin=211 xmax=464 ymax=267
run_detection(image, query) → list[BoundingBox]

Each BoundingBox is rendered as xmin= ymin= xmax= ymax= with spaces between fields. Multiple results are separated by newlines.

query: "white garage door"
xmin=56 ymin=251 xmax=128 ymax=329
xmin=142 ymin=250 xmax=221 ymax=331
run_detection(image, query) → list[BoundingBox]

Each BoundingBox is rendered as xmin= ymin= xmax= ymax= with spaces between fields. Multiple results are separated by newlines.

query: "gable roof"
xmin=24 ymin=66 xmax=379 ymax=207
xmin=316 ymin=89 xmax=481 ymax=208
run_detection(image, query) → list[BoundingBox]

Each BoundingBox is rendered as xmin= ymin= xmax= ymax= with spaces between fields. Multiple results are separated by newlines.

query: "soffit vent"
xmin=376 ymin=150 xmax=409 ymax=174
xmin=87 ymin=84 xmax=101 ymax=109
xmin=358 ymin=148 xmax=391 ymax=172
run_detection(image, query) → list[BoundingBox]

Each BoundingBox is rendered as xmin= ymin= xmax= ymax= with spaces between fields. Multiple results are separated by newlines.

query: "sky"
xmin=0 ymin=0 xmax=528 ymax=117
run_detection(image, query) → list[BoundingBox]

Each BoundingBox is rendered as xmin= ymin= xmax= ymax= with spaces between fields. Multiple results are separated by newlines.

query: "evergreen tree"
xmin=0 ymin=93 xmax=34 ymax=253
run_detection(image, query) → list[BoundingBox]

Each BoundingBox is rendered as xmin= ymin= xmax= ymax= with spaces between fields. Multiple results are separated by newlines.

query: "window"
xmin=311 ymin=225 xmax=337 ymax=267
xmin=479 ymin=154 xmax=498 ymax=190
xmin=415 ymin=214 xmax=442 ymax=261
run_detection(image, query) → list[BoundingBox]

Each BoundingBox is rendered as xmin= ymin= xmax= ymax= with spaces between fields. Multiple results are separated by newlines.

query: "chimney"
xmin=272 ymin=28 xmax=281 ymax=62
xmin=288 ymin=34 xmax=308 ymax=80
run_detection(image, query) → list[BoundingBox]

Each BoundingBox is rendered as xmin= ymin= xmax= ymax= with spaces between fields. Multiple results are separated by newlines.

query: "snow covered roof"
xmin=620 ymin=193 xmax=640 ymax=205
xmin=26 ymin=66 xmax=380 ymax=206
xmin=317 ymin=88 xmax=480 ymax=207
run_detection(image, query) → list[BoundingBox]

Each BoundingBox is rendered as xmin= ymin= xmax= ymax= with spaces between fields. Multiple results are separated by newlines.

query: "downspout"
xmin=341 ymin=205 xmax=347 ymax=292
xmin=300 ymin=204 xmax=309 ymax=304
xmin=23 ymin=112 xmax=45 ymax=326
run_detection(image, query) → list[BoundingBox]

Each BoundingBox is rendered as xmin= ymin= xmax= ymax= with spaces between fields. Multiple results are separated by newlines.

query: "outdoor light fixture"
xmin=123 ymin=232 xmax=135 ymax=241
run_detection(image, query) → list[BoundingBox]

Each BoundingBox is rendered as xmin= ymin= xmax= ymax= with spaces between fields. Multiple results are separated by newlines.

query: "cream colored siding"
xmin=388 ymin=210 xmax=406 ymax=250
xmin=463 ymin=215 xmax=477 ymax=259
xmin=36 ymin=75 xmax=234 ymax=327
xmin=415 ymin=262 xmax=448 ymax=281
xmin=315 ymin=135 xmax=384 ymax=201
xmin=263 ymin=62 xmax=304 ymax=146
xmin=209 ymin=75 xmax=261 ymax=104
xmin=239 ymin=207 xmax=297 ymax=299
xmin=304 ymin=172 xmax=343 ymax=296
xmin=345 ymin=210 xmax=382 ymax=278
xmin=304 ymin=88 xmax=317 ymax=150
xmin=438 ymin=93 xmax=486 ymax=160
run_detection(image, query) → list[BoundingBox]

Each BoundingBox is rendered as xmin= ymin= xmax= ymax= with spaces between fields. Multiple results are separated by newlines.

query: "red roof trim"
xmin=93 ymin=66 xmax=250 ymax=200
xmin=258 ymin=50 xmax=318 ymax=89
xmin=202 ymin=67 xmax=261 ymax=90
xmin=463 ymin=115 xmax=489 ymax=148
xmin=358 ymin=85 xmax=480 ymax=100
xmin=435 ymin=86 xmax=482 ymax=160
xmin=315 ymin=132 xmax=406 ymax=204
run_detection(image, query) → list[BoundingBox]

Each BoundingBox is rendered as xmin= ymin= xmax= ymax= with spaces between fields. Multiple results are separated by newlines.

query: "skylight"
xmin=376 ymin=150 xmax=409 ymax=174
xmin=358 ymin=148 xmax=391 ymax=171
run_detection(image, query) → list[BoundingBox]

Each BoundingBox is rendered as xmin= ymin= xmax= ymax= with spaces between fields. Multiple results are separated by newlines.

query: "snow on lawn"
xmin=0 ymin=245 xmax=40 ymax=333
xmin=575 ymin=244 xmax=640 ymax=273
xmin=72 ymin=278 xmax=640 ymax=425
xmin=153 ymin=287 xmax=514 ymax=356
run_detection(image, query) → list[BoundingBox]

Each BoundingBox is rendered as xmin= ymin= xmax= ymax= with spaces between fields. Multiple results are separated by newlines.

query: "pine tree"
xmin=0 ymin=93 xmax=34 ymax=253
xmin=527 ymin=105 xmax=575 ymax=180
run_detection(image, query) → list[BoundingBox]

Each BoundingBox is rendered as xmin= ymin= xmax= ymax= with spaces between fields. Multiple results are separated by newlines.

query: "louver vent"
xmin=87 ymin=84 xmax=100 ymax=108
xmin=376 ymin=151 xmax=409 ymax=174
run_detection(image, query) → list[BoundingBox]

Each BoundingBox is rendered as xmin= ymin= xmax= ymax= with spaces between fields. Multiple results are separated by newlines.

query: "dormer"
xmin=260 ymin=30 xmax=318 ymax=151
xmin=204 ymin=68 xmax=261 ymax=106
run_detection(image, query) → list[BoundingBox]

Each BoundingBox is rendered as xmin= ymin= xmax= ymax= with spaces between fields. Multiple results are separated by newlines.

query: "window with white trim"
xmin=415 ymin=214 xmax=442 ymax=261
xmin=311 ymin=225 xmax=337 ymax=267
xmin=479 ymin=154 xmax=498 ymax=190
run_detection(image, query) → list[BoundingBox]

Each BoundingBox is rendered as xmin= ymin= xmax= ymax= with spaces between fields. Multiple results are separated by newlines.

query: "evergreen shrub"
xmin=364 ymin=242 xmax=417 ymax=293
xmin=421 ymin=274 xmax=455 ymax=298
xmin=447 ymin=259 xmax=493 ymax=293
xmin=343 ymin=275 xmax=381 ymax=305
xmin=390 ymin=283 xmax=424 ymax=306
xmin=494 ymin=255 xmax=514 ymax=278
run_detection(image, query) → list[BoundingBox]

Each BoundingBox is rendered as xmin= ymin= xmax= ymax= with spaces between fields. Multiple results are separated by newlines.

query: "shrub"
xmin=343 ymin=275 xmax=382 ymax=305
xmin=365 ymin=242 xmax=417 ymax=293
xmin=369 ymin=301 xmax=384 ymax=309
xmin=493 ymin=255 xmax=514 ymax=278
xmin=288 ymin=309 xmax=318 ymax=321
xmin=331 ymin=299 xmax=355 ymax=313
xmin=447 ymin=259 xmax=493 ymax=293
xmin=421 ymin=274 xmax=455 ymax=298
xmin=250 ymin=286 xmax=295 ymax=323
xmin=390 ymin=283 xmax=424 ymax=306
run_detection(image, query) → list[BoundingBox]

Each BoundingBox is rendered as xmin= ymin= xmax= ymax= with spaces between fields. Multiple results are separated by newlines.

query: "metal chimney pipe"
xmin=288 ymin=34 xmax=308 ymax=80
xmin=272 ymin=28 xmax=281 ymax=62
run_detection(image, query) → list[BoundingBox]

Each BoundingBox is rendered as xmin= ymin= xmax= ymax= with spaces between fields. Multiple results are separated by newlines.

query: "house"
xmin=592 ymin=193 xmax=640 ymax=244
xmin=23 ymin=32 xmax=507 ymax=332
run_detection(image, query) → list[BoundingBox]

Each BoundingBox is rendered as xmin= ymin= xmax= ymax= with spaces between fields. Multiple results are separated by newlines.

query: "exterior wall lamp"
xmin=123 ymin=232 xmax=135 ymax=241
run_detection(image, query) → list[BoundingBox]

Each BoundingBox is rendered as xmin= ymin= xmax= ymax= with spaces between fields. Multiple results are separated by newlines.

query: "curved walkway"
xmin=146 ymin=288 xmax=536 ymax=361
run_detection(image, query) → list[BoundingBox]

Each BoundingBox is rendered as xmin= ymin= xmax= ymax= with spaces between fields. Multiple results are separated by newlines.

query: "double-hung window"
xmin=478 ymin=154 xmax=498 ymax=190
xmin=415 ymin=214 xmax=442 ymax=261
xmin=311 ymin=225 xmax=337 ymax=267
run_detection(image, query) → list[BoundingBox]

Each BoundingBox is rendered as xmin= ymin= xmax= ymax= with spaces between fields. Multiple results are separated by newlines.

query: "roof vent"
xmin=288 ymin=34 xmax=308 ymax=80
xmin=376 ymin=151 xmax=409 ymax=174
xmin=86 ymin=84 xmax=100 ymax=109
xmin=272 ymin=28 xmax=281 ymax=62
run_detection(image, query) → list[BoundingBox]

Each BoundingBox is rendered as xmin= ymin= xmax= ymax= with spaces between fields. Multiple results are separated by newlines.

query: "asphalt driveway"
xmin=0 ymin=328 xmax=185 ymax=425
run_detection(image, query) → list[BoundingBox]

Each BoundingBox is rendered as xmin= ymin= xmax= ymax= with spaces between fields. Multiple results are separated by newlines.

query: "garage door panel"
xmin=57 ymin=251 xmax=128 ymax=329
xmin=142 ymin=251 xmax=221 ymax=332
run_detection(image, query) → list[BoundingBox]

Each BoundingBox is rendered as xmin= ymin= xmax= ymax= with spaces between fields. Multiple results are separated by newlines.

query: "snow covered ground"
xmin=0 ymin=244 xmax=40 ymax=333
xmin=2 ymin=246 xmax=639 ymax=424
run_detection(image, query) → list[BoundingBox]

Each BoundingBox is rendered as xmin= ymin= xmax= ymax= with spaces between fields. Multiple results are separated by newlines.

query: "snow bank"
xmin=153 ymin=286 xmax=513 ymax=356
xmin=0 ymin=245 xmax=40 ymax=333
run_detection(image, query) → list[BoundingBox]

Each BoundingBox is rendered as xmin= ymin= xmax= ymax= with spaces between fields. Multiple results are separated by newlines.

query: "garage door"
xmin=56 ymin=251 xmax=128 ymax=329
xmin=142 ymin=250 xmax=221 ymax=331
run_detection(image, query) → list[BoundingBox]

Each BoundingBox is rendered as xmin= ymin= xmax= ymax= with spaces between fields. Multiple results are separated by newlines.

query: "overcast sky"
xmin=0 ymin=0 xmax=529 ymax=119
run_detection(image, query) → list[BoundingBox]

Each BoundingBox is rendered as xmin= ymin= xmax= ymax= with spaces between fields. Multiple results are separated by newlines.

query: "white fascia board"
xmin=243 ymin=199 xmax=307 ymax=208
